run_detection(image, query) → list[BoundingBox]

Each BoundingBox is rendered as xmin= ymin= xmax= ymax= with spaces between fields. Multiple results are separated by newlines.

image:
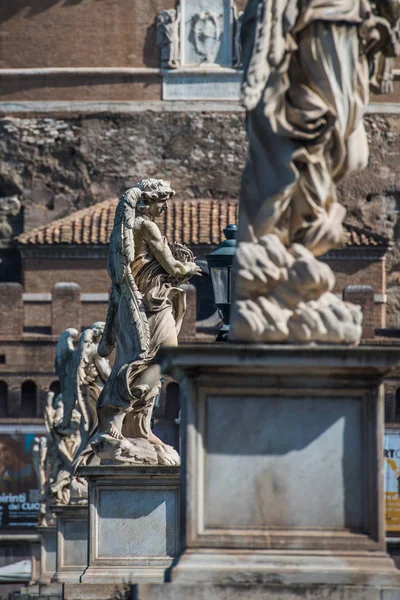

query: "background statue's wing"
xmin=54 ymin=328 xmax=79 ymax=390
xmin=54 ymin=329 xmax=80 ymax=429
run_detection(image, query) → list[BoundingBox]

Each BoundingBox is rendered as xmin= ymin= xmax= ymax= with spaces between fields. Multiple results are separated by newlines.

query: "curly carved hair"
xmin=136 ymin=179 xmax=176 ymax=204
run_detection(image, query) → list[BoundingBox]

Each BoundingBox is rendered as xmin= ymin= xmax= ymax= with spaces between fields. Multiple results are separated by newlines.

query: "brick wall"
xmin=23 ymin=258 xmax=109 ymax=293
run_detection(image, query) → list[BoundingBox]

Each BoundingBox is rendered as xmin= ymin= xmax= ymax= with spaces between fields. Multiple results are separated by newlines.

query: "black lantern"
xmin=206 ymin=224 xmax=237 ymax=340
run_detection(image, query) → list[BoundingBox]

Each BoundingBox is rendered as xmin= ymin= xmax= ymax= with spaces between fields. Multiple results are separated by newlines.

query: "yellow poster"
xmin=384 ymin=431 xmax=400 ymax=532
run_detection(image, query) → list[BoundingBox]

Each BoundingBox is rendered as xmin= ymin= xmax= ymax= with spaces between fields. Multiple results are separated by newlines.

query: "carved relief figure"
xmin=92 ymin=180 xmax=200 ymax=466
xmin=230 ymin=0 xmax=399 ymax=344
xmin=191 ymin=12 xmax=222 ymax=64
xmin=157 ymin=8 xmax=181 ymax=68
xmin=46 ymin=324 xmax=110 ymax=505
xmin=0 ymin=196 xmax=21 ymax=248
xmin=233 ymin=7 xmax=244 ymax=68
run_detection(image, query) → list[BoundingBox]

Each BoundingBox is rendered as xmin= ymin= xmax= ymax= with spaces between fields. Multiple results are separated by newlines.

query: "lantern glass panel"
xmin=210 ymin=267 xmax=229 ymax=304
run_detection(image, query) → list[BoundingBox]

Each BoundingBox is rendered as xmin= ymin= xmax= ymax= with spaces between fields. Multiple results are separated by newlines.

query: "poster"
xmin=0 ymin=432 xmax=45 ymax=528
xmin=384 ymin=430 xmax=400 ymax=532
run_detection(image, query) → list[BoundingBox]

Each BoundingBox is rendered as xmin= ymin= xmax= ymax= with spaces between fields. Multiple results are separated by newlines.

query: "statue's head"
xmin=135 ymin=179 xmax=176 ymax=219
xmin=158 ymin=9 xmax=176 ymax=25
xmin=89 ymin=321 xmax=105 ymax=339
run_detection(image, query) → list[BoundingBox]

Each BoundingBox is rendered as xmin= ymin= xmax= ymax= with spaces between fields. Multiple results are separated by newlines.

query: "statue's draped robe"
xmin=97 ymin=237 xmax=186 ymax=412
xmin=240 ymin=0 xmax=373 ymax=256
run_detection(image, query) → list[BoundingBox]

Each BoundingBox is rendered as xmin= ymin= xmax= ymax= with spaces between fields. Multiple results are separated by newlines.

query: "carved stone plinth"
xmin=51 ymin=505 xmax=88 ymax=584
xmin=78 ymin=466 xmax=179 ymax=585
xmin=152 ymin=345 xmax=400 ymax=591
xmin=37 ymin=526 xmax=57 ymax=585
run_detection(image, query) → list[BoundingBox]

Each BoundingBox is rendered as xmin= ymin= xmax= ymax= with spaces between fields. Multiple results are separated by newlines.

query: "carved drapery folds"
xmin=230 ymin=0 xmax=400 ymax=345
xmin=90 ymin=179 xmax=200 ymax=467
xmin=157 ymin=8 xmax=181 ymax=68
xmin=42 ymin=323 xmax=110 ymax=509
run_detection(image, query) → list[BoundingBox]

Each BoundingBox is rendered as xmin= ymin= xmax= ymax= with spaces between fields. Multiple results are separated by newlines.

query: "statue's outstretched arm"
xmin=142 ymin=220 xmax=199 ymax=277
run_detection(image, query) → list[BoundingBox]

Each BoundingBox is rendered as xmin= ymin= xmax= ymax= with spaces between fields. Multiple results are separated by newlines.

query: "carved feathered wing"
xmin=54 ymin=328 xmax=79 ymax=429
xmin=99 ymin=188 xmax=150 ymax=358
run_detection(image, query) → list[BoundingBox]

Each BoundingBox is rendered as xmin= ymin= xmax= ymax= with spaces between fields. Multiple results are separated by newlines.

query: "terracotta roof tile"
xmin=17 ymin=198 xmax=389 ymax=250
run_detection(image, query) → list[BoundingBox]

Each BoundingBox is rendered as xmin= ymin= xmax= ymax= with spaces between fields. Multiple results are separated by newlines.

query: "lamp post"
xmin=205 ymin=223 xmax=237 ymax=342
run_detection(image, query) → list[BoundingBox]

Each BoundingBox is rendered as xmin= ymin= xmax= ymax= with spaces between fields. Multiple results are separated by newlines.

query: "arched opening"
xmin=21 ymin=381 xmax=37 ymax=418
xmin=0 ymin=381 xmax=8 ymax=417
xmin=49 ymin=380 xmax=61 ymax=398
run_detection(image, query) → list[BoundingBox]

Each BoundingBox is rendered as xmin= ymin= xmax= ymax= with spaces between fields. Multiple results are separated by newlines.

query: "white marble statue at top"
xmin=157 ymin=8 xmax=181 ymax=68
xmin=230 ymin=0 xmax=400 ymax=345
xmin=44 ymin=324 xmax=110 ymax=506
xmin=91 ymin=179 xmax=200 ymax=467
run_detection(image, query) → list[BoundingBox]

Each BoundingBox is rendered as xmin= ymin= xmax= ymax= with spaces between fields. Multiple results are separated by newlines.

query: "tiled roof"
xmin=17 ymin=198 xmax=389 ymax=249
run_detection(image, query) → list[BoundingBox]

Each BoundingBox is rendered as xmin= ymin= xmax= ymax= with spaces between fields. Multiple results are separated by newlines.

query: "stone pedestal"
xmin=51 ymin=504 xmax=88 ymax=584
xmin=153 ymin=345 xmax=400 ymax=591
xmin=37 ymin=526 xmax=57 ymax=585
xmin=78 ymin=466 xmax=179 ymax=584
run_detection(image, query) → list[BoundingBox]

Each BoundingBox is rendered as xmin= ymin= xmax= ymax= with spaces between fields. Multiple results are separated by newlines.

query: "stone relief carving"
xmin=230 ymin=0 xmax=400 ymax=345
xmin=191 ymin=12 xmax=222 ymax=64
xmin=157 ymin=7 xmax=181 ymax=68
xmin=233 ymin=7 xmax=244 ymax=68
xmin=369 ymin=1 xmax=400 ymax=93
xmin=44 ymin=324 xmax=110 ymax=506
xmin=0 ymin=196 xmax=21 ymax=248
xmin=157 ymin=2 xmax=244 ymax=69
xmin=90 ymin=180 xmax=200 ymax=466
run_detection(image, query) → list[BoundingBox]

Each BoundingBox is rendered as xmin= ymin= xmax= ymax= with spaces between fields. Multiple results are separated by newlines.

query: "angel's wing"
xmin=55 ymin=329 xmax=80 ymax=430
xmin=54 ymin=328 xmax=79 ymax=391
xmin=99 ymin=188 xmax=150 ymax=357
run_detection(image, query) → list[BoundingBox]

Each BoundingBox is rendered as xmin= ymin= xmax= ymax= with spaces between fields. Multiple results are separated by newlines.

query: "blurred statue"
xmin=32 ymin=436 xmax=50 ymax=527
xmin=92 ymin=180 xmax=200 ymax=466
xmin=157 ymin=7 xmax=181 ymax=68
xmin=230 ymin=0 xmax=400 ymax=345
xmin=45 ymin=324 xmax=110 ymax=505
xmin=233 ymin=6 xmax=244 ymax=68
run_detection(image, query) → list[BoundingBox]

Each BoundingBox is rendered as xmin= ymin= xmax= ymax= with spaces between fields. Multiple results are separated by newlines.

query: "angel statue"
xmin=45 ymin=324 xmax=111 ymax=505
xmin=91 ymin=179 xmax=200 ymax=466
xmin=32 ymin=436 xmax=50 ymax=527
xmin=157 ymin=7 xmax=181 ymax=68
xmin=230 ymin=0 xmax=400 ymax=345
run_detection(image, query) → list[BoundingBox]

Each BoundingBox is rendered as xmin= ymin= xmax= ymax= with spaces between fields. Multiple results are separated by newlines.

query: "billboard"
xmin=384 ymin=430 xmax=400 ymax=532
xmin=0 ymin=432 xmax=45 ymax=528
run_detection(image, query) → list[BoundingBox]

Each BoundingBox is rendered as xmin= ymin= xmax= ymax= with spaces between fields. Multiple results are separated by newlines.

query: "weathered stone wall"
xmin=1 ymin=110 xmax=400 ymax=323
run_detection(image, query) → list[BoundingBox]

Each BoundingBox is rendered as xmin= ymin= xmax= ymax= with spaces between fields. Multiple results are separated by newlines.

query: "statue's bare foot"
xmin=107 ymin=423 xmax=123 ymax=440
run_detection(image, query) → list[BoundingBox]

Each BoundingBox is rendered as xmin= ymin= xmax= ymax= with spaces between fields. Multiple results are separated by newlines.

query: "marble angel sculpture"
xmin=32 ymin=435 xmax=50 ymax=527
xmin=91 ymin=179 xmax=200 ymax=466
xmin=157 ymin=7 xmax=181 ymax=68
xmin=230 ymin=0 xmax=400 ymax=345
xmin=45 ymin=324 xmax=110 ymax=505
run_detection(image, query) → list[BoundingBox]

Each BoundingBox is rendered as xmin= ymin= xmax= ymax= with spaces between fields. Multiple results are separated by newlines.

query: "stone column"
xmin=135 ymin=345 xmax=400 ymax=599
xmin=51 ymin=283 xmax=81 ymax=337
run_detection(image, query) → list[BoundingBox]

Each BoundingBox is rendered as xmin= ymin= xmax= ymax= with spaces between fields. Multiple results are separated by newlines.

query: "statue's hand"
xmin=184 ymin=263 xmax=202 ymax=277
